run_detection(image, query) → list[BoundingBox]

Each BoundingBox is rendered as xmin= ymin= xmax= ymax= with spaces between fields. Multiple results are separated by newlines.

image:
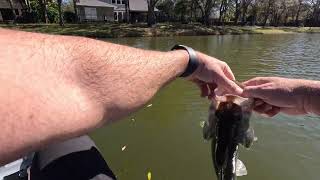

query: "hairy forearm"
xmin=75 ymin=38 xmax=188 ymax=122
xmin=0 ymin=29 xmax=188 ymax=164
xmin=301 ymin=80 xmax=320 ymax=115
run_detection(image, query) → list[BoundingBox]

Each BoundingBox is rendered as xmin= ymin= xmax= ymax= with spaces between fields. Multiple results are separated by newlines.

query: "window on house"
xmin=114 ymin=12 xmax=118 ymax=21
xmin=112 ymin=0 xmax=115 ymax=4
xmin=117 ymin=0 xmax=121 ymax=4
xmin=122 ymin=0 xmax=126 ymax=4
xmin=84 ymin=7 xmax=97 ymax=20
xmin=118 ymin=12 xmax=122 ymax=21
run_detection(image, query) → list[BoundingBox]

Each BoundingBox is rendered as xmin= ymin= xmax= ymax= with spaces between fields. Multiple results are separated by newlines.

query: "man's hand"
xmin=190 ymin=52 xmax=243 ymax=99
xmin=242 ymin=77 xmax=320 ymax=117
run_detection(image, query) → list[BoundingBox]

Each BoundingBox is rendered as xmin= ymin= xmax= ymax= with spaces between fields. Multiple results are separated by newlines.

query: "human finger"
xmin=200 ymin=84 xmax=209 ymax=97
xmin=208 ymin=83 xmax=217 ymax=99
xmin=192 ymin=79 xmax=209 ymax=97
xmin=222 ymin=64 xmax=236 ymax=81
xmin=216 ymin=75 xmax=243 ymax=95
xmin=254 ymin=99 xmax=265 ymax=106
xmin=265 ymin=106 xmax=281 ymax=117
xmin=254 ymin=102 xmax=273 ymax=114
xmin=242 ymin=77 xmax=271 ymax=87
xmin=197 ymin=83 xmax=209 ymax=97
xmin=214 ymin=87 xmax=227 ymax=96
xmin=280 ymin=107 xmax=308 ymax=115
xmin=242 ymin=83 xmax=271 ymax=99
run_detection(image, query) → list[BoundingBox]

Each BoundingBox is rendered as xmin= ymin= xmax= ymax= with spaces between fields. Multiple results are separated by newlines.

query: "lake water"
xmin=90 ymin=34 xmax=320 ymax=180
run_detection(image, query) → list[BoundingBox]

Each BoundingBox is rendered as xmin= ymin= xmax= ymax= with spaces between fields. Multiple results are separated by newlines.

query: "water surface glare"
xmin=90 ymin=34 xmax=320 ymax=180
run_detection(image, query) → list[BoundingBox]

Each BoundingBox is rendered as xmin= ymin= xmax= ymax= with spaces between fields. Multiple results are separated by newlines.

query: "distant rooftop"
xmin=0 ymin=0 xmax=26 ymax=9
xmin=76 ymin=0 xmax=116 ymax=8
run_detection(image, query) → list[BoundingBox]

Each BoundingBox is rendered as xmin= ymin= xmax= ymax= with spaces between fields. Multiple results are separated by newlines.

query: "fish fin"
xmin=236 ymin=159 xmax=248 ymax=176
xmin=203 ymin=121 xmax=212 ymax=140
xmin=203 ymin=115 xmax=218 ymax=140
xmin=243 ymin=127 xmax=255 ymax=148
xmin=200 ymin=121 xmax=206 ymax=128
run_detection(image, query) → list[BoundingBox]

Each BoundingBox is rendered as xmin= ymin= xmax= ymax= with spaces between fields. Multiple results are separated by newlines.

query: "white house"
xmin=76 ymin=0 xmax=156 ymax=22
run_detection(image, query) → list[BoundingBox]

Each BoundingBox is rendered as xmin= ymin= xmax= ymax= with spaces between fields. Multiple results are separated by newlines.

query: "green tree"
xmin=7 ymin=0 xmax=17 ymax=20
xmin=309 ymin=0 xmax=320 ymax=26
xmin=25 ymin=0 xmax=31 ymax=11
xmin=195 ymin=0 xmax=217 ymax=26
xmin=147 ymin=0 xmax=161 ymax=26
xmin=174 ymin=0 xmax=192 ymax=22
xmin=240 ymin=0 xmax=253 ymax=25
xmin=218 ymin=0 xmax=231 ymax=24
xmin=30 ymin=0 xmax=59 ymax=23
xmin=157 ymin=0 xmax=175 ymax=21
xmin=234 ymin=0 xmax=241 ymax=23
xmin=73 ymin=0 xmax=78 ymax=22
xmin=124 ymin=0 xmax=129 ymax=23
xmin=57 ymin=0 xmax=63 ymax=26
xmin=40 ymin=0 xmax=49 ymax=23
xmin=294 ymin=0 xmax=304 ymax=26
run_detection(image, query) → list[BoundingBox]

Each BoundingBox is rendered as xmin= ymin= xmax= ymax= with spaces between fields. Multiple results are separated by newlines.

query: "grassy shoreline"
xmin=1 ymin=23 xmax=320 ymax=38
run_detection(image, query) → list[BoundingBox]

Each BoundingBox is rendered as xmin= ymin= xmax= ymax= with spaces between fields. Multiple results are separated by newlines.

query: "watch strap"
xmin=171 ymin=45 xmax=199 ymax=77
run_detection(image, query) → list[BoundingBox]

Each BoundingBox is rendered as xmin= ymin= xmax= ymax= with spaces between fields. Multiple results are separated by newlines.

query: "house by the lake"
xmin=0 ymin=0 xmax=27 ymax=21
xmin=76 ymin=0 xmax=116 ymax=22
xmin=76 ymin=0 xmax=156 ymax=23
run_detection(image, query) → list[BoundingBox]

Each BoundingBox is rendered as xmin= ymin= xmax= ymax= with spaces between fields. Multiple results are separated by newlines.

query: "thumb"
xmin=217 ymin=76 xmax=243 ymax=95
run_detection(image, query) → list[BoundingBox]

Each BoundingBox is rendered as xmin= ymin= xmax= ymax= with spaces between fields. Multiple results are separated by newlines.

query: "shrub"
xmin=63 ymin=11 xmax=77 ymax=23
xmin=16 ymin=12 xmax=38 ymax=23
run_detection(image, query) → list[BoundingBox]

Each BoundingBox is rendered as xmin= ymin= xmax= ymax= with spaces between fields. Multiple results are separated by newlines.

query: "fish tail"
xmin=219 ymin=169 xmax=224 ymax=180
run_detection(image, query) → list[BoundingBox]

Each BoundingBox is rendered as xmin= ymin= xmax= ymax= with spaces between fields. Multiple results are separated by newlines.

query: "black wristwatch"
xmin=171 ymin=45 xmax=200 ymax=77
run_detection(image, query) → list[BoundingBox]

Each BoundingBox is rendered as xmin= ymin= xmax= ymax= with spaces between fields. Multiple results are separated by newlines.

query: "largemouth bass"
xmin=203 ymin=95 xmax=256 ymax=180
